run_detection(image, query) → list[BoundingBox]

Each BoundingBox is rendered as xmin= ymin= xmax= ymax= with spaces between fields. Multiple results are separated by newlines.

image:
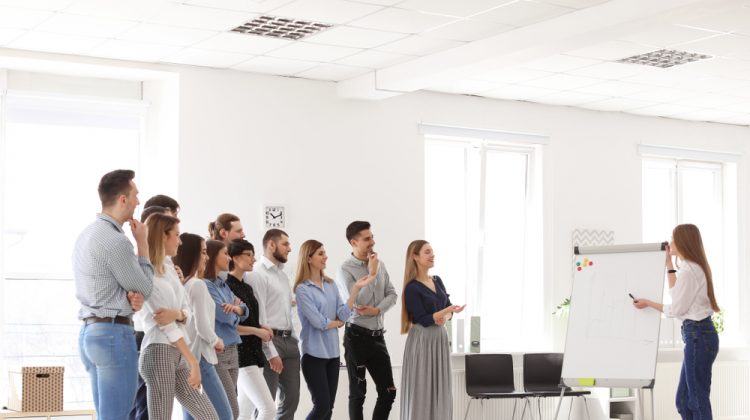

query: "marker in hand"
xmin=628 ymin=293 xmax=638 ymax=303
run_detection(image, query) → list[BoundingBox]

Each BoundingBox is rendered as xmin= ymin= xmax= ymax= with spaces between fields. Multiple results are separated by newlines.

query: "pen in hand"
xmin=628 ymin=293 xmax=638 ymax=303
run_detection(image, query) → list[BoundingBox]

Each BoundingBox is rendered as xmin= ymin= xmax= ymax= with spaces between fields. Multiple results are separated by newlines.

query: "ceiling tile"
xmin=427 ymin=78 xmax=505 ymax=95
xmin=523 ymin=73 xmax=601 ymax=89
xmin=679 ymin=5 xmax=750 ymax=36
xmin=575 ymin=80 xmax=650 ymax=96
xmin=678 ymin=34 xmax=750 ymax=60
xmin=192 ymin=32 xmax=292 ymax=54
xmin=522 ymin=54 xmax=601 ymax=72
xmin=482 ymin=84 xmax=559 ymax=100
xmin=0 ymin=0 xmax=74 ymax=10
xmin=423 ymin=19 xmax=513 ymax=42
xmin=625 ymin=86 xmax=697 ymax=102
xmin=7 ymin=31 xmax=105 ymax=55
xmin=0 ymin=6 xmax=53 ymax=29
xmin=34 ymin=13 xmax=137 ymax=38
xmin=350 ymin=7 xmax=457 ymax=34
xmin=0 ymin=28 xmax=25 ymax=45
xmin=268 ymin=41 xmax=361 ymax=61
xmin=669 ymin=75 xmax=750 ymax=94
xmin=476 ymin=67 xmax=553 ymax=83
xmin=566 ymin=61 xmax=647 ymax=79
xmin=348 ymin=0 xmax=402 ymax=5
xmin=268 ymin=0 xmax=382 ymax=24
xmin=565 ymin=40 xmax=655 ymax=61
xmin=161 ymin=48 xmax=252 ymax=68
xmin=145 ymin=4 xmax=255 ymax=31
xmin=305 ymin=26 xmax=407 ymax=49
xmin=532 ymin=90 xmax=609 ymax=106
xmin=473 ymin=0 xmax=574 ymax=26
xmin=710 ymin=114 xmax=750 ymax=125
xmin=295 ymin=63 xmax=370 ymax=81
xmin=397 ymin=0 xmax=515 ymax=18
xmin=671 ymin=56 xmax=750 ymax=78
xmin=233 ymin=56 xmax=318 ymax=75
xmin=116 ymin=23 xmax=217 ymax=47
xmin=183 ymin=0 xmax=292 ymax=13
xmin=619 ymin=24 xmax=720 ymax=48
xmin=375 ymin=35 xmax=465 ymax=56
xmin=622 ymin=67 xmax=710 ymax=88
xmin=536 ymin=0 xmax=608 ymax=8
xmin=63 ymin=0 xmax=173 ymax=21
xmin=87 ymin=40 xmax=183 ymax=62
xmin=335 ymin=49 xmax=413 ymax=68
xmin=579 ymin=97 xmax=657 ymax=111
xmin=717 ymin=101 xmax=750 ymax=113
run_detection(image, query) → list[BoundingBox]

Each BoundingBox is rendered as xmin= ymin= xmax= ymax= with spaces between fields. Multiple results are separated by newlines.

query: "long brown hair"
xmin=672 ymin=224 xmax=720 ymax=312
xmin=401 ymin=240 xmax=429 ymax=334
xmin=146 ymin=213 xmax=180 ymax=275
xmin=208 ymin=213 xmax=239 ymax=241
xmin=293 ymin=240 xmax=332 ymax=292
xmin=204 ymin=240 xmax=227 ymax=279
xmin=174 ymin=233 xmax=204 ymax=280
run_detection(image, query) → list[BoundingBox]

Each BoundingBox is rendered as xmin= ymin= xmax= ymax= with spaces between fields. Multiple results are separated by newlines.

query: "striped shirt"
xmin=73 ymin=213 xmax=154 ymax=320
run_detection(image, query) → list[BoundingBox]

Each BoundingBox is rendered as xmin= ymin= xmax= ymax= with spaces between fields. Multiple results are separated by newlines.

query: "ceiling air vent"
xmin=231 ymin=15 xmax=332 ymax=40
xmin=616 ymin=49 xmax=712 ymax=68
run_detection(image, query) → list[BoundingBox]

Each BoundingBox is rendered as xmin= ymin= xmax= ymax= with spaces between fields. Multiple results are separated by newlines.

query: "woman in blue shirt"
xmin=205 ymin=239 xmax=249 ymax=419
xmin=293 ymin=239 xmax=376 ymax=420
xmin=400 ymin=240 xmax=465 ymax=420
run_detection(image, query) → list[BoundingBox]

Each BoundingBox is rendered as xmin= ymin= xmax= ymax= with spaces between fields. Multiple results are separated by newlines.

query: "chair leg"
xmin=567 ymin=396 xmax=573 ymax=420
xmin=521 ymin=398 xmax=528 ymax=420
xmin=582 ymin=396 xmax=591 ymax=420
xmin=480 ymin=398 xmax=485 ymax=420
xmin=512 ymin=398 xmax=518 ymax=420
xmin=464 ymin=398 xmax=472 ymax=420
xmin=537 ymin=397 xmax=542 ymax=420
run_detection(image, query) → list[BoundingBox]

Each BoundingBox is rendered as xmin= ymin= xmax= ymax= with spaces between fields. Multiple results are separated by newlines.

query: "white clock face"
xmin=264 ymin=206 xmax=285 ymax=228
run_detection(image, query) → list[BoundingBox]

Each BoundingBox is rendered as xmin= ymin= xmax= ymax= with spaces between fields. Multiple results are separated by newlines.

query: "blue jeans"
xmin=79 ymin=322 xmax=139 ymax=420
xmin=678 ymin=317 xmax=719 ymax=420
xmin=183 ymin=357 xmax=233 ymax=420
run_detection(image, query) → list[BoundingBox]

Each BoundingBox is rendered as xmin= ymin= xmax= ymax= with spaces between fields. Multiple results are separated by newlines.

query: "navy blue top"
xmin=403 ymin=275 xmax=452 ymax=328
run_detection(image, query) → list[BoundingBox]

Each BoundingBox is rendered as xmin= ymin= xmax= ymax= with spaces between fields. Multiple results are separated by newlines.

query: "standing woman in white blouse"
xmin=140 ymin=213 xmax=218 ymax=420
xmin=634 ymin=224 xmax=720 ymax=420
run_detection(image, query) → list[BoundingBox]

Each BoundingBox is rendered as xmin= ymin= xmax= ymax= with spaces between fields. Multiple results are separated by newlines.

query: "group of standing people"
xmin=74 ymin=169 xmax=464 ymax=420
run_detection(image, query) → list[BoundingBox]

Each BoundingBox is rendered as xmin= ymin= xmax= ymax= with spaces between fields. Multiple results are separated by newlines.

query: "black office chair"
xmin=464 ymin=353 xmax=533 ymax=420
xmin=522 ymin=353 xmax=591 ymax=420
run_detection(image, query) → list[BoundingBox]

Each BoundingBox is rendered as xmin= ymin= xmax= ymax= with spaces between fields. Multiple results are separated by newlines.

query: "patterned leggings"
xmin=140 ymin=343 xmax=219 ymax=420
xmin=215 ymin=344 xmax=240 ymax=419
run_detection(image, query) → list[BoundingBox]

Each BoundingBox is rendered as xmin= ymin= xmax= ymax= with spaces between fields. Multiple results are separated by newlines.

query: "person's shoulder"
xmin=681 ymin=260 xmax=705 ymax=276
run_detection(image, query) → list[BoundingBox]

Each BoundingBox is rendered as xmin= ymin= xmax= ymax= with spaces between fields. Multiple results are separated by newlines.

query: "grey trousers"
xmin=215 ymin=344 xmax=240 ymax=419
xmin=263 ymin=335 xmax=300 ymax=420
xmin=139 ymin=343 xmax=218 ymax=420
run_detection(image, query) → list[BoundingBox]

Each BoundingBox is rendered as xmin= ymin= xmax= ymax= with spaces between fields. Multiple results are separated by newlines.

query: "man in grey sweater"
xmin=336 ymin=221 xmax=398 ymax=420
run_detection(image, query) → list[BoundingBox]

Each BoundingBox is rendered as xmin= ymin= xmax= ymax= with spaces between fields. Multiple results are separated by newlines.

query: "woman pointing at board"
xmin=633 ymin=224 xmax=720 ymax=420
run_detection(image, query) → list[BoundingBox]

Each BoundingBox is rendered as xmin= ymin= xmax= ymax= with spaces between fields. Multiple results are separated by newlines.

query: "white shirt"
xmin=663 ymin=260 xmax=714 ymax=322
xmin=135 ymin=258 xmax=173 ymax=332
xmin=141 ymin=263 xmax=193 ymax=349
xmin=248 ymin=256 xmax=294 ymax=359
xmin=184 ymin=277 xmax=220 ymax=364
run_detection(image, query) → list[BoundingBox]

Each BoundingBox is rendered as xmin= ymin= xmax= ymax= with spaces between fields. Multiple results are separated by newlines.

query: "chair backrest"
xmin=522 ymin=352 xmax=567 ymax=392
xmin=464 ymin=353 xmax=515 ymax=396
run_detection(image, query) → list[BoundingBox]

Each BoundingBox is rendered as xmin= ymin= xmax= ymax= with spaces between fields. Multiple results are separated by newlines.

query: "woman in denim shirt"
xmin=293 ymin=239 xmax=375 ymax=420
xmin=634 ymin=224 xmax=720 ymax=419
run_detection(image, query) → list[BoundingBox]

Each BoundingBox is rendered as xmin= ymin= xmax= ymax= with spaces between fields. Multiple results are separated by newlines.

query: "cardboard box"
xmin=8 ymin=367 xmax=64 ymax=412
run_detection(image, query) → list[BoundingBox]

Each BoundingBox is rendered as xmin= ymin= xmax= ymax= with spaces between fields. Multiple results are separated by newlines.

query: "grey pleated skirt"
xmin=400 ymin=323 xmax=452 ymax=420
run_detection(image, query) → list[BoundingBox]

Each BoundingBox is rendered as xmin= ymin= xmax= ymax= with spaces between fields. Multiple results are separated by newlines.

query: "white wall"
xmin=173 ymin=65 xmax=750 ymax=363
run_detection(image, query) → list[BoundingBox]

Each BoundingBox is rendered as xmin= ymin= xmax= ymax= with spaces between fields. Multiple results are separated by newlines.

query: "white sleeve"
xmin=188 ymin=280 xmax=220 ymax=347
xmin=663 ymin=267 xmax=699 ymax=318
xmin=249 ymin=271 xmax=278 ymax=359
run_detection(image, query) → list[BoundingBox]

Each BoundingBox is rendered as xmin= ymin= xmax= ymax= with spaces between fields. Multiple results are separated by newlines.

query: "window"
xmin=642 ymin=150 xmax=741 ymax=347
xmin=0 ymin=91 xmax=146 ymax=408
xmin=424 ymin=125 xmax=546 ymax=352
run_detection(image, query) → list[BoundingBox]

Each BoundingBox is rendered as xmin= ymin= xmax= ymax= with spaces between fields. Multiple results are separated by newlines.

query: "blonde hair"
xmin=672 ymin=224 xmax=720 ymax=312
xmin=401 ymin=240 xmax=429 ymax=334
xmin=293 ymin=239 xmax=332 ymax=292
xmin=146 ymin=213 xmax=180 ymax=275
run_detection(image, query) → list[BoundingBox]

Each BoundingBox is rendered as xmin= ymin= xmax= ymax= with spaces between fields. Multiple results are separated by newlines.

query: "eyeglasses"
xmin=240 ymin=252 xmax=255 ymax=258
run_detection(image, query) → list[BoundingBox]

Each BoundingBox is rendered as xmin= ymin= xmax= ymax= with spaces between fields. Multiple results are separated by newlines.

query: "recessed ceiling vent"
xmin=230 ymin=15 xmax=332 ymax=40
xmin=616 ymin=49 xmax=712 ymax=68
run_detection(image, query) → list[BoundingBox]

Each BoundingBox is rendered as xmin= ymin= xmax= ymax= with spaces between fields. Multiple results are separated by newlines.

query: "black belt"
xmin=272 ymin=329 xmax=293 ymax=337
xmin=83 ymin=316 xmax=133 ymax=326
xmin=347 ymin=323 xmax=385 ymax=337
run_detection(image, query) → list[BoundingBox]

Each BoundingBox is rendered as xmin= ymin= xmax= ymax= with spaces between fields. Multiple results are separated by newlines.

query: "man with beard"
xmin=336 ymin=221 xmax=398 ymax=420
xmin=248 ymin=229 xmax=298 ymax=420
xmin=74 ymin=169 xmax=153 ymax=420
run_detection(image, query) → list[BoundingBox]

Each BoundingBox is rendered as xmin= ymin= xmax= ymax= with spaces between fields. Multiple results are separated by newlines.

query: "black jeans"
xmin=301 ymin=354 xmax=340 ymax=420
xmin=129 ymin=331 xmax=148 ymax=420
xmin=344 ymin=326 xmax=396 ymax=420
